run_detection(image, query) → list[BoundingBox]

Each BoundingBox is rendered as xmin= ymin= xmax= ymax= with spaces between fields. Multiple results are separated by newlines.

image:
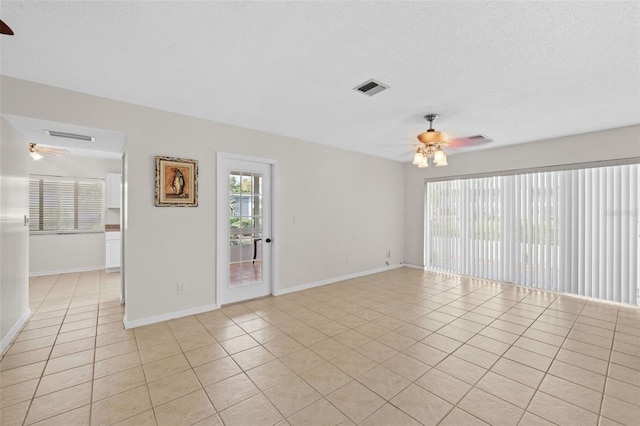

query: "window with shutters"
xmin=29 ymin=175 xmax=105 ymax=234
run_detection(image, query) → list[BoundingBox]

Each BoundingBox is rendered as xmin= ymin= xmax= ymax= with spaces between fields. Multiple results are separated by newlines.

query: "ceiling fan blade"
xmin=0 ymin=20 xmax=14 ymax=35
xmin=37 ymin=146 xmax=70 ymax=156
xmin=445 ymin=135 xmax=493 ymax=148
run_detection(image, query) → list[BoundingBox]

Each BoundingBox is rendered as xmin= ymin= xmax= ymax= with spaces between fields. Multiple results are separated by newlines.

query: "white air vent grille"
xmin=45 ymin=130 xmax=95 ymax=142
xmin=354 ymin=79 xmax=388 ymax=96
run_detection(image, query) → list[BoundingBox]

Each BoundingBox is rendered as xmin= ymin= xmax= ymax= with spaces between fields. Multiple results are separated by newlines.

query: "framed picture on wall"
xmin=155 ymin=156 xmax=198 ymax=207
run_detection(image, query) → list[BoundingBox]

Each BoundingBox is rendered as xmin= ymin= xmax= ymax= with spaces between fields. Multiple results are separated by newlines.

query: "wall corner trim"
xmin=402 ymin=263 xmax=426 ymax=270
xmin=273 ymin=264 xmax=405 ymax=297
xmin=123 ymin=303 xmax=219 ymax=329
xmin=1 ymin=308 xmax=31 ymax=355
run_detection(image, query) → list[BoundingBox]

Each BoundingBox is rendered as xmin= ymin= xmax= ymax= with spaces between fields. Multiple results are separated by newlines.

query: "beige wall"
xmin=403 ymin=125 xmax=640 ymax=266
xmin=28 ymin=155 xmax=122 ymax=275
xmin=1 ymin=76 xmax=405 ymax=326
xmin=0 ymin=117 xmax=30 ymax=352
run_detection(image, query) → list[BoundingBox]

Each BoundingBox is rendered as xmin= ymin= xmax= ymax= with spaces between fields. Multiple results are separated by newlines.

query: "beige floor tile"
xmin=265 ymin=376 xmax=321 ymax=417
xmin=25 ymin=381 xmax=92 ymax=424
xmin=539 ymin=374 xmax=602 ymax=413
xmin=479 ymin=327 xmax=519 ymax=345
xmin=376 ymin=331 xmax=417 ymax=351
xmin=605 ymin=377 xmax=640 ymax=406
xmin=148 ymin=369 xmax=202 ymax=406
xmin=415 ymin=368 xmax=472 ymax=404
xmin=15 ymin=325 xmax=61 ymax=342
xmin=0 ymin=378 xmax=39 ymax=409
xmin=176 ymin=331 xmax=216 ymax=352
xmin=90 ymin=385 xmax=152 ymax=425
xmin=245 ymin=359 xmax=295 ymax=391
xmin=466 ymin=334 xmax=511 ymax=356
xmin=0 ymin=400 xmax=30 ymax=426
xmin=329 ymin=350 xmax=377 ymax=377
xmin=608 ymin=363 xmax=640 ymax=387
xmin=250 ymin=326 xmax=287 ymax=344
xmin=555 ymin=348 xmax=609 ymax=375
xmin=6 ymin=335 xmax=56 ymax=356
xmin=29 ymin=405 xmax=90 ymax=426
xmin=263 ymin=336 xmax=305 ymax=358
xmin=382 ymin=352 xmax=430 ymax=381
xmin=528 ymin=390 xmax=598 ymax=426
xmin=436 ymin=355 xmax=487 ymax=385
xmin=390 ymin=383 xmax=452 ymax=426
xmin=333 ymin=330 xmax=371 ymax=349
xmin=210 ymin=324 xmax=246 ymax=341
xmin=308 ymin=338 xmax=350 ymax=361
xmin=95 ymin=329 xmax=135 ymax=348
xmin=548 ymin=360 xmax=606 ymax=391
xmin=194 ymin=356 xmax=242 ymax=387
xmin=280 ymin=348 xmax=326 ymax=374
xmin=138 ymin=340 xmax=182 ymax=365
xmin=360 ymin=403 xmax=421 ymax=426
xmin=60 ymin=318 xmax=96 ymax=333
xmin=503 ymin=346 xmax=552 ymax=372
xmin=94 ymin=351 xmax=141 ymax=379
xmin=300 ymin=362 xmax=352 ymax=395
xmin=287 ymin=398 xmax=354 ymax=425
xmin=356 ymin=322 xmax=394 ymax=339
xmin=288 ymin=327 xmax=328 ymax=347
xmin=563 ymin=338 xmax=611 ymax=361
xmin=231 ymin=345 xmax=275 ymax=371
xmin=95 ymin=339 xmax=138 ymax=362
xmin=476 ymin=371 xmax=535 ymax=409
xmin=219 ymin=393 xmax=284 ymax=426
xmin=55 ymin=327 xmax=97 ymax=345
xmin=218 ymin=334 xmax=259 ymax=354
xmin=36 ymin=363 xmax=93 ymax=397
xmin=357 ymin=365 xmax=411 ymax=400
xmin=326 ymin=380 xmax=385 ymax=424
xmin=601 ymin=394 xmax=640 ymax=425
xmin=422 ymin=332 xmax=463 ymax=353
xmin=0 ymin=347 xmax=51 ymax=371
xmin=143 ymin=353 xmax=191 ymax=382
xmin=43 ymin=348 xmax=94 ymax=376
xmin=439 ymin=408 xmax=489 ymax=426
xmin=0 ymin=361 xmax=46 ymax=388
xmin=204 ymin=373 xmax=260 ymax=411
xmin=518 ymin=411 xmax=556 ymax=426
xmin=355 ymin=340 xmax=399 ymax=363
xmin=153 ymin=389 xmax=215 ymax=426
xmin=458 ymin=387 xmax=523 ymax=426
xmin=93 ymin=366 xmax=146 ymax=402
xmin=110 ymin=409 xmax=156 ymax=426
xmin=453 ymin=344 xmax=500 ymax=369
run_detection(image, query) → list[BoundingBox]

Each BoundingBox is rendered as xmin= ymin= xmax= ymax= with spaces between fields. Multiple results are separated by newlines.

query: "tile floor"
xmin=1 ymin=268 xmax=639 ymax=425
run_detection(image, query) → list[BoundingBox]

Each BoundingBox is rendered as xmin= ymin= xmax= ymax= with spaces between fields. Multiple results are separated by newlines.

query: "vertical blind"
xmin=425 ymin=164 xmax=639 ymax=306
xmin=29 ymin=176 xmax=105 ymax=233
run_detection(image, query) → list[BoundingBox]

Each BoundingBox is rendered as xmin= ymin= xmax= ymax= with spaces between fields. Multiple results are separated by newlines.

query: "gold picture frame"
xmin=155 ymin=156 xmax=198 ymax=207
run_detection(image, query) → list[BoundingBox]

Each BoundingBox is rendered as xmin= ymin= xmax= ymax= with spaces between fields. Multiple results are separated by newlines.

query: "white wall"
xmin=404 ymin=125 xmax=640 ymax=266
xmin=28 ymin=155 xmax=121 ymax=275
xmin=0 ymin=117 xmax=30 ymax=353
xmin=1 ymin=76 xmax=405 ymax=326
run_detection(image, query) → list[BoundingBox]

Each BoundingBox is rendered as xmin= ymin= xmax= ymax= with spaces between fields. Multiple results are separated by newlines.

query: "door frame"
xmin=216 ymin=152 xmax=278 ymax=306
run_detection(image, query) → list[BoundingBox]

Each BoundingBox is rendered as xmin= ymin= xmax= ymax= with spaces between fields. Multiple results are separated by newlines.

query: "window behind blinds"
xmin=425 ymin=163 xmax=639 ymax=306
xmin=29 ymin=176 xmax=105 ymax=233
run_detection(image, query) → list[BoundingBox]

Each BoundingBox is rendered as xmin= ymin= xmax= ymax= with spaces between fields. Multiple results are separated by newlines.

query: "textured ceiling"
xmin=1 ymin=1 xmax=639 ymax=161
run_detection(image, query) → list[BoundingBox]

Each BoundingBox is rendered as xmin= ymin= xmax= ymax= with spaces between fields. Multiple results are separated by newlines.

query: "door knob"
xmin=265 ymin=238 xmax=272 ymax=243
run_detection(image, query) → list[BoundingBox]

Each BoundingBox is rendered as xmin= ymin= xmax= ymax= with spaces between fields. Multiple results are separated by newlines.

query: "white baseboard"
xmin=29 ymin=265 xmax=105 ymax=277
xmin=1 ymin=309 xmax=31 ymax=355
xmin=402 ymin=263 xmax=426 ymax=270
xmin=123 ymin=303 xmax=219 ymax=329
xmin=274 ymin=264 xmax=404 ymax=296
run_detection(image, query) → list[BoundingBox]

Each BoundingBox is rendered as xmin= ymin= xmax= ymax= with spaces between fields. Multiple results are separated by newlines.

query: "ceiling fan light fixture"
xmin=433 ymin=145 xmax=446 ymax=164
xmin=412 ymin=149 xmax=423 ymax=165
xmin=30 ymin=151 xmax=43 ymax=161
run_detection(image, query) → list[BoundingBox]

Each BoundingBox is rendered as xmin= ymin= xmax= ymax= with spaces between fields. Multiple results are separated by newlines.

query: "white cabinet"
xmin=105 ymin=231 xmax=121 ymax=272
xmin=106 ymin=173 xmax=121 ymax=209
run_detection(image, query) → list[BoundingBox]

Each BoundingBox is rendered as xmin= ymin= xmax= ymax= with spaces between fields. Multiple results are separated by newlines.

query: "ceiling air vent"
xmin=354 ymin=79 xmax=388 ymax=97
xmin=44 ymin=130 xmax=95 ymax=142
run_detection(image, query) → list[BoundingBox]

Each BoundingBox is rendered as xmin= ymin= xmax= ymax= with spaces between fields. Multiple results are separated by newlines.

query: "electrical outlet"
xmin=177 ymin=283 xmax=186 ymax=294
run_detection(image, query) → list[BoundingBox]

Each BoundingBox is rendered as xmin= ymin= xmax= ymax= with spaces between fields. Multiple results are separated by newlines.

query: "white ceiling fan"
xmin=29 ymin=143 xmax=69 ymax=161
xmin=412 ymin=114 xmax=492 ymax=168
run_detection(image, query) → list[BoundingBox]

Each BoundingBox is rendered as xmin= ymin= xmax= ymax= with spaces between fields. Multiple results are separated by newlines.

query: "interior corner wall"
xmin=403 ymin=125 xmax=640 ymax=266
xmin=0 ymin=76 xmax=405 ymax=326
xmin=28 ymin=156 xmax=122 ymax=276
xmin=0 ymin=117 xmax=30 ymax=353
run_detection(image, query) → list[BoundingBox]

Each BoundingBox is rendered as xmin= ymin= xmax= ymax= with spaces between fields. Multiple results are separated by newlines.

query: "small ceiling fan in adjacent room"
xmin=1 ymin=19 xmax=14 ymax=35
xmin=29 ymin=143 xmax=69 ymax=161
xmin=412 ymin=113 xmax=492 ymax=168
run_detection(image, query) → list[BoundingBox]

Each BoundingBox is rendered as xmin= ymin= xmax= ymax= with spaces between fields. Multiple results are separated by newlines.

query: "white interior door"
xmin=217 ymin=154 xmax=273 ymax=305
